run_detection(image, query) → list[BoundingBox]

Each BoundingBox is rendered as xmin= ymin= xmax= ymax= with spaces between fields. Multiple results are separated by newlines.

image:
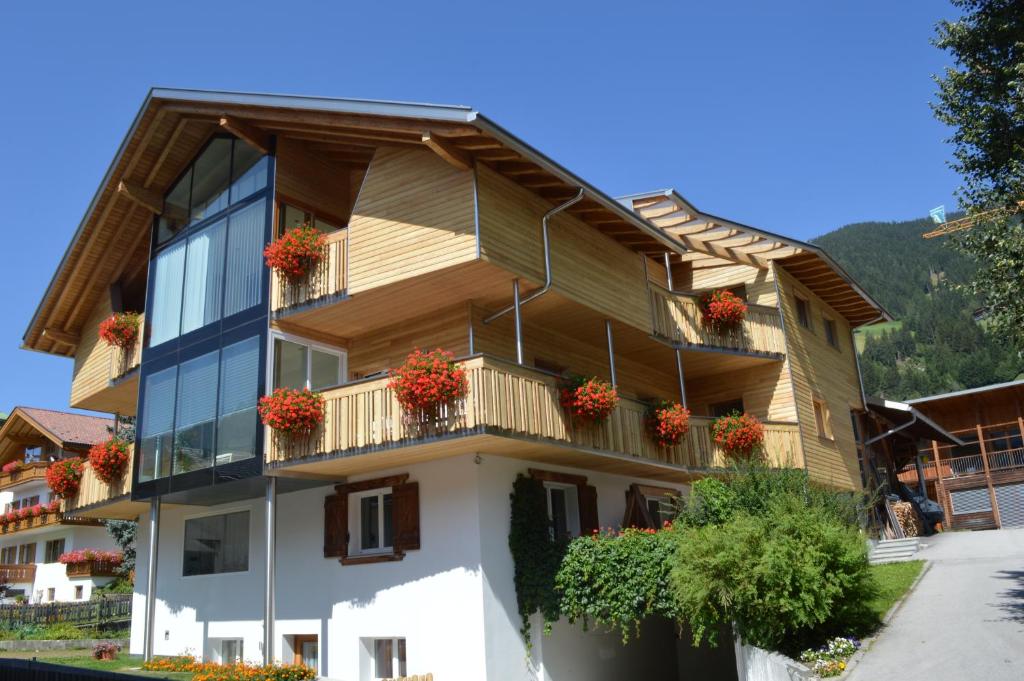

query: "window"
xmin=813 ymin=397 xmax=834 ymax=440
xmin=544 ymin=483 xmax=580 ymax=540
xmin=220 ymin=639 xmax=244 ymax=664
xmin=710 ymin=399 xmax=745 ymax=418
xmin=795 ymin=296 xmax=811 ymax=329
xmin=646 ymin=495 xmax=675 ymax=527
xmin=272 ymin=336 xmax=345 ymax=391
xmin=140 ymin=335 xmax=260 ymax=481
xmin=183 ymin=510 xmax=250 ymax=576
xmin=351 ymin=489 xmax=394 ymax=555
xmin=823 ymin=318 xmax=839 ymax=349
xmin=0 ymin=547 xmax=16 ymax=564
xmin=18 ymin=543 xmax=36 ymax=564
xmin=47 ymin=588 xmax=55 ymax=602
xmin=75 ymin=585 xmax=84 ymax=600
xmin=370 ymin=638 xmax=406 ymax=680
xmin=292 ymin=635 xmax=318 ymax=670
xmin=278 ymin=203 xmax=342 ymax=237
xmin=44 ymin=539 xmax=65 ymax=563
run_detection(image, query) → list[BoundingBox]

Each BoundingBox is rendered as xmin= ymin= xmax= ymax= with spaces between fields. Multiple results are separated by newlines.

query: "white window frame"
xmin=269 ymin=330 xmax=347 ymax=392
xmin=218 ymin=638 xmax=244 ymax=664
xmin=543 ymin=482 xmax=581 ymax=539
xmin=349 ymin=487 xmax=394 ymax=556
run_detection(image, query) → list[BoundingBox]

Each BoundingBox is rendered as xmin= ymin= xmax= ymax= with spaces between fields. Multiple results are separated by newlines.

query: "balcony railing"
xmin=0 ymin=462 xmax=50 ymax=490
xmin=0 ymin=564 xmax=36 ymax=583
xmin=65 ymin=559 xmax=120 ymax=578
xmin=109 ymin=322 xmax=144 ymax=382
xmin=650 ymin=286 xmax=786 ymax=355
xmin=271 ymin=230 xmax=347 ymax=312
xmin=0 ymin=509 xmax=64 ymax=535
xmin=63 ymin=456 xmax=134 ymax=516
xmin=897 ymin=446 xmax=1024 ymax=484
xmin=268 ymin=355 xmax=803 ymax=471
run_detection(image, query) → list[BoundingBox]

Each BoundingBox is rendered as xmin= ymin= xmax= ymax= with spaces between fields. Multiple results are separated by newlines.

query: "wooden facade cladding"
xmin=775 ymin=265 xmax=864 ymax=489
xmin=0 ymin=463 xmax=50 ymax=491
xmin=649 ymin=285 xmax=786 ymax=355
xmin=347 ymin=147 xmax=477 ymax=294
xmin=70 ymin=299 xmax=141 ymax=416
xmin=475 ymin=164 xmax=653 ymax=333
xmin=266 ymin=355 xmax=804 ymax=479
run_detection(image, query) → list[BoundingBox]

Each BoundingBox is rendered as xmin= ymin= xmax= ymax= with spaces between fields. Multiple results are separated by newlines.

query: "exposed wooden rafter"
xmin=117 ymin=180 xmax=163 ymax=214
xmin=219 ymin=116 xmax=271 ymax=154
xmin=421 ymin=131 xmax=473 ymax=171
xmin=42 ymin=327 xmax=79 ymax=347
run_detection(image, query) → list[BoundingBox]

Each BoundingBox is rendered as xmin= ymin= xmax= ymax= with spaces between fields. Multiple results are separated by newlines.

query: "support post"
xmin=674 ymin=349 xmax=687 ymax=408
xmin=663 ymin=252 xmax=674 ymax=290
xmin=977 ymin=424 xmax=1001 ymax=528
xmin=264 ymin=476 xmax=277 ymax=665
xmin=932 ymin=440 xmax=950 ymax=528
xmin=143 ymin=497 xmax=160 ymax=662
xmin=513 ymin=279 xmax=523 ymax=365
xmin=605 ymin=320 xmax=617 ymax=388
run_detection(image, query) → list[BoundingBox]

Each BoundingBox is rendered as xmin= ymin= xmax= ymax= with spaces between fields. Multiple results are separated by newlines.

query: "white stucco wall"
xmin=0 ymin=524 xmax=118 ymax=603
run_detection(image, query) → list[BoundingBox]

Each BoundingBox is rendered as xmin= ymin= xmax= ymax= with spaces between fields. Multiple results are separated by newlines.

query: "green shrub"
xmin=556 ymin=527 xmax=679 ymax=642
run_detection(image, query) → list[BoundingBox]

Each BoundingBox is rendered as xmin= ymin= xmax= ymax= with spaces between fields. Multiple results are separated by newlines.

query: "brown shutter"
xmin=392 ymin=481 xmax=420 ymax=552
xmin=578 ymin=484 xmax=599 ymax=536
xmin=324 ymin=493 xmax=348 ymax=558
xmin=622 ymin=485 xmax=655 ymax=529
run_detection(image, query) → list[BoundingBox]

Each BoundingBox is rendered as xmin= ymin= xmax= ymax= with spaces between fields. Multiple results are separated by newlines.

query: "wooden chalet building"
xmin=20 ymin=89 xmax=889 ymax=680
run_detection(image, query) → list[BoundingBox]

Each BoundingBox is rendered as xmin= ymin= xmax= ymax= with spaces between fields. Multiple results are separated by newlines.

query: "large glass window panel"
xmin=149 ymin=241 xmax=186 ymax=347
xmin=311 ymin=349 xmax=341 ymax=390
xmin=158 ymin=169 xmax=191 ymax=245
xmin=273 ymin=339 xmax=308 ymax=389
xmin=223 ymin=199 xmax=265 ymax=318
xmin=183 ymin=510 xmax=249 ymax=576
xmin=217 ymin=337 xmax=260 ymax=464
xmin=190 ymin=138 xmax=232 ymax=224
xmin=229 ymin=143 xmax=267 ymax=204
xmin=140 ymin=366 xmax=178 ymax=481
xmin=181 ymin=219 xmax=226 ymax=335
xmin=174 ymin=351 xmax=219 ymax=474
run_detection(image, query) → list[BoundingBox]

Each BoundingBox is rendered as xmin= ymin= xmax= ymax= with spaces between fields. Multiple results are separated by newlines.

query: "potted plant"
xmin=93 ymin=641 xmax=121 ymax=661
xmin=46 ymin=499 xmax=61 ymax=514
xmin=263 ymin=225 xmax=327 ymax=283
xmin=700 ymin=289 xmax=748 ymax=331
xmin=388 ymin=348 xmax=469 ymax=422
xmin=258 ymin=388 xmax=326 ymax=452
xmin=89 ymin=437 xmax=131 ymax=484
xmin=98 ymin=311 xmax=142 ymax=349
xmin=560 ymin=376 xmax=619 ymax=424
xmin=648 ymin=401 xmax=691 ymax=447
xmin=46 ymin=458 xmax=85 ymax=499
xmin=711 ymin=411 xmax=765 ymax=459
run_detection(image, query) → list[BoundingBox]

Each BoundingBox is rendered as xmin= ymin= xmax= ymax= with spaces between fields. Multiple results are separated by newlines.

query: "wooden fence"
xmin=0 ymin=594 xmax=131 ymax=629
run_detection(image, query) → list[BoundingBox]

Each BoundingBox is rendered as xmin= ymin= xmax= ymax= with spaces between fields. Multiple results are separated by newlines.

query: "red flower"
xmin=560 ymin=376 xmax=619 ymax=424
xmin=264 ymin=225 xmax=326 ymax=283
xmin=258 ymin=388 xmax=325 ymax=435
xmin=387 ymin=348 xmax=468 ymax=413
xmin=46 ymin=458 xmax=85 ymax=499
xmin=700 ymin=289 xmax=747 ymax=331
xmin=2 ymin=461 xmax=21 ymax=474
xmin=88 ymin=438 xmax=131 ymax=484
xmin=711 ymin=412 xmax=765 ymax=459
xmin=648 ymin=402 xmax=691 ymax=447
xmin=58 ymin=548 xmax=123 ymax=566
xmin=98 ymin=312 xmax=142 ymax=349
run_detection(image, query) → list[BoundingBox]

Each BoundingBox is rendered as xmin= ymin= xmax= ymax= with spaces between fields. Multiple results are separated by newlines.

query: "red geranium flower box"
xmin=98 ymin=312 xmax=142 ymax=349
xmin=89 ymin=438 xmax=131 ymax=484
xmin=46 ymin=458 xmax=85 ymax=499
xmin=700 ymin=289 xmax=748 ymax=331
xmin=560 ymin=376 xmax=619 ymax=424
xmin=711 ymin=412 xmax=765 ymax=459
xmin=648 ymin=402 xmax=691 ymax=447
xmin=263 ymin=225 xmax=326 ymax=283
xmin=388 ymin=348 xmax=469 ymax=414
xmin=258 ymin=388 xmax=326 ymax=436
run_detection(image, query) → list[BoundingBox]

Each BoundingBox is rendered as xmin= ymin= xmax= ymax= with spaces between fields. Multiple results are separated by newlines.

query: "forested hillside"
xmin=811 ymin=216 xmax=1023 ymax=400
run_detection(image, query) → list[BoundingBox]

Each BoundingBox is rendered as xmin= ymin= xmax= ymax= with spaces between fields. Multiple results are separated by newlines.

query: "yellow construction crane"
xmin=923 ymin=201 xmax=1024 ymax=239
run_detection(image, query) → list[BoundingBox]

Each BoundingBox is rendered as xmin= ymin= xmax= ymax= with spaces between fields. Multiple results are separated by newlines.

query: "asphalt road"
xmin=849 ymin=528 xmax=1024 ymax=681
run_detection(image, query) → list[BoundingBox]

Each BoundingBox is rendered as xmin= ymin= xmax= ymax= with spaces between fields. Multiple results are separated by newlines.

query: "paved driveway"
xmin=849 ymin=528 xmax=1024 ymax=681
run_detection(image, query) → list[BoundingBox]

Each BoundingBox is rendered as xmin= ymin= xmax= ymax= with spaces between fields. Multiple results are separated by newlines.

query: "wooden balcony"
xmin=650 ymin=286 xmax=786 ymax=356
xmin=0 ymin=463 xmax=50 ymax=491
xmin=898 ymin=446 xmax=1024 ymax=483
xmin=0 ymin=564 xmax=36 ymax=583
xmin=63 ymin=456 xmax=148 ymax=521
xmin=271 ymin=230 xmax=347 ymax=313
xmin=267 ymin=355 xmax=803 ymax=481
xmin=65 ymin=559 xmax=120 ymax=578
xmin=109 ymin=322 xmax=143 ymax=382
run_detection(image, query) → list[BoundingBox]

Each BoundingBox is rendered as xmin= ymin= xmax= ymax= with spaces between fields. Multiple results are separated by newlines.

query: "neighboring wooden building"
xmin=18 ymin=90 xmax=890 ymax=679
xmin=895 ymin=380 xmax=1024 ymax=531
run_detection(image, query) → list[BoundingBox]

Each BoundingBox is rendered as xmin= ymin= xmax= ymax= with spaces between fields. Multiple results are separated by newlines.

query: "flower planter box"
xmin=0 ymin=512 xmax=61 ymax=534
xmin=0 ymin=463 xmax=50 ymax=490
xmin=66 ymin=559 xmax=120 ymax=578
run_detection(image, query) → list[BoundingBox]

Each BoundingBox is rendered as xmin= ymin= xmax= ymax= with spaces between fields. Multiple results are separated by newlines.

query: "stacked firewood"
xmin=892 ymin=501 xmax=923 ymax=537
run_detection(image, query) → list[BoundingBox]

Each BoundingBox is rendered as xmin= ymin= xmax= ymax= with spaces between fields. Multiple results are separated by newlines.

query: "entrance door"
xmin=293 ymin=635 xmax=318 ymax=671
xmin=995 ymin=483 xmax=1024 ymax=528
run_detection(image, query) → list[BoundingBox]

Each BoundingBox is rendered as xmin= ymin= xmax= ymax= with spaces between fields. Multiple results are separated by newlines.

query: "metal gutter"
xmin=906 ymin=378 xmax=1024 ymax=405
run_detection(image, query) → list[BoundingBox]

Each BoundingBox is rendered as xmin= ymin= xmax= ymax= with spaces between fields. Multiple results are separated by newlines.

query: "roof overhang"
xmin=864 ymin=396 xmax=963 ymax=446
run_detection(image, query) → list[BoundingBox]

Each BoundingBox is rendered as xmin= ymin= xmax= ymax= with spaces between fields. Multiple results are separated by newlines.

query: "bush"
xmin=556 ymin=527 xmax=679 ymax=642
xmin=142 ymin=656 xmax=316 ymax=681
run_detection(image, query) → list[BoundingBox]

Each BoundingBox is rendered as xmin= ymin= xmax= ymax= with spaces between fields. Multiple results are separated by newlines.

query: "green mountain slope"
xmin=811 ymin=216 xmax=1022 ymax=400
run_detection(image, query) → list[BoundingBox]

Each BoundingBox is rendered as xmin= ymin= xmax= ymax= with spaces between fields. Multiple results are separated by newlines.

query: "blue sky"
xmin=0 ymin=1 xmax=960 ymax=413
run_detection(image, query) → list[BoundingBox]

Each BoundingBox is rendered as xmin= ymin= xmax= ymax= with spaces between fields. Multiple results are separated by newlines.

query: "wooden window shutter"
xmin=578 ymin=484 xmax=599 ymax=535
xmin=392 ymin=481 xmax=420 ymax=552
xmin=324 ymin=493 xmax=348 ymax=558
xmin=622 ymin=485 xmax=655 ymax=529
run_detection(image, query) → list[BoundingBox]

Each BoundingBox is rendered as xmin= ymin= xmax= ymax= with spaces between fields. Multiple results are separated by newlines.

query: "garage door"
xmin=995 ymin=483 xmax=1024 ymax=528
xmin=950 ymin=487 xmax=991 ymax=515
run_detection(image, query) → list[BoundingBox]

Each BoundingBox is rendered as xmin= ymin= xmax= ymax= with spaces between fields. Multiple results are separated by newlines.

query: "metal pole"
xmin=143 ymin=497 xmax=160 ymax=662
xmin=674 ymin=349 xmax=687 ymax=408
xmin=663 ymin=252 xmax=674 ymax=290
xmin=513 ymin=279 xmax=524 ymax=365
xmin=264 ymin=476 xmax=277 ymax=665
xmin=605 ymin=320 xmax=617 ymax=388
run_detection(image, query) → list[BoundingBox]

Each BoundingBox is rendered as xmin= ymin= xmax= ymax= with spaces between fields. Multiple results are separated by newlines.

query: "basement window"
xmin=364 ymin=637 xmax=406 ymax=680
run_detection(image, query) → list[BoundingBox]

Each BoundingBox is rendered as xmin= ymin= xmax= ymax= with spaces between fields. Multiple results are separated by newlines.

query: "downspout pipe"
xmin=483 ymin=188 xmax=586 ymax=324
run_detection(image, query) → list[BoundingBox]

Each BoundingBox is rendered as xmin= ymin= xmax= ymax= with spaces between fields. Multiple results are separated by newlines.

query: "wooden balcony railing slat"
xmin=649 ymin=287 xmax=785 ymax=355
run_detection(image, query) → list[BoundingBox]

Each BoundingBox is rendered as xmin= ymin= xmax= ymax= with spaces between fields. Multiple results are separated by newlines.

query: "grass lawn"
xmin=0 ymin=650 xmax=191 ymax=679
xmin=854 ymin=320 xmax=904 ymax=351
xmin=865 ymin=559 xmax=925 ymax=625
